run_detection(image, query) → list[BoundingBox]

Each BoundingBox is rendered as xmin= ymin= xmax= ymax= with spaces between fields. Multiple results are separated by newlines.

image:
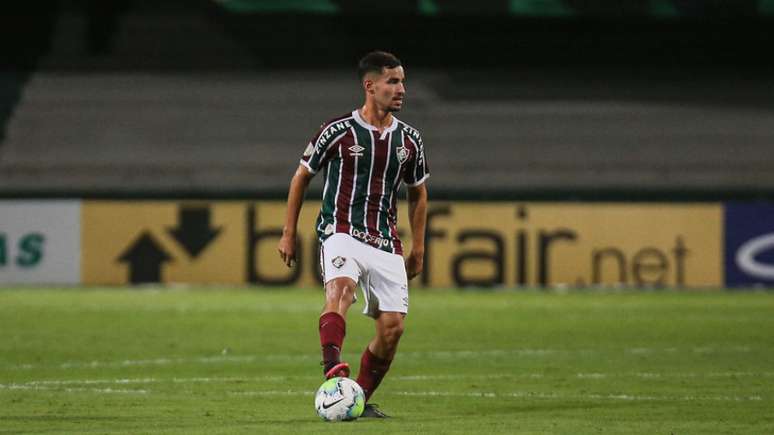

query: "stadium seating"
xmin=2 ymin=1 xmax=774 ymax=198
xmin=2 ymin=69 xmax=774 ymax=196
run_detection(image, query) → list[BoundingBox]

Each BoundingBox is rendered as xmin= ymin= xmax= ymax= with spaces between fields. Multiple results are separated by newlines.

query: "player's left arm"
xmin=405 ymin=183 xmax=427 ymax=280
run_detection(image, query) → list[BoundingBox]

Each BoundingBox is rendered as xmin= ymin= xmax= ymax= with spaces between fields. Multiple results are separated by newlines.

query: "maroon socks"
xmin=320 ymin=311 xmax=393 ymax=400
xmin=356 ymin=346 xmax=393 ymax=402
xmin=319 ymin=312 xmax=346 ymax=373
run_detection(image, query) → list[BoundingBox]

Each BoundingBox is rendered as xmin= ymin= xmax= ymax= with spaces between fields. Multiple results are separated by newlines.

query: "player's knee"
xmin=325 ymin=278 xmax=356 ymax=304
xmin=380 ymin=322 xmax=404 ymax=347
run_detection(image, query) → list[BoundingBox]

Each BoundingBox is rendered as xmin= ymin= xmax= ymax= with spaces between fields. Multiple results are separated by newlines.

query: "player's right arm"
xmin=279 ymin=116 xmax=347 ymax=267
xmin=278 ymin=164 xmax=314 ymax=267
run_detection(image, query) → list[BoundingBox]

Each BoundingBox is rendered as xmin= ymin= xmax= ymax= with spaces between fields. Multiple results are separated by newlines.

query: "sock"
xmin=356 ymin=346 xmax=392 ymax=402
xmin=319 ymin=312 xmax=346 ymax=374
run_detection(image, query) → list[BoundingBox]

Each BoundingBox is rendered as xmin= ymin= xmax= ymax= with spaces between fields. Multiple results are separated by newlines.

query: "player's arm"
xmin=278 ymin=164 xmax=314 ymax=267
xmin=405 ymin=183 xmax=428 ymax=280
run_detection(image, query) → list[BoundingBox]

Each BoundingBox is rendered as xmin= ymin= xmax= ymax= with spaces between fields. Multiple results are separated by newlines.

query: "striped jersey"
xmin=300 ymin=109 xmax=429 ymax=255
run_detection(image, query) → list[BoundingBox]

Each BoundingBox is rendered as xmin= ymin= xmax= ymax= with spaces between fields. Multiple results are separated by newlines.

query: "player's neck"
xmin=359 ymin=104 xmax=393 ymax=131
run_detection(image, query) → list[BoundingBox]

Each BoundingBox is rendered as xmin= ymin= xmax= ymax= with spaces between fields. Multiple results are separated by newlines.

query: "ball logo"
xmin=331 ymin=256 xmax=346 ymax=269
xmin=735 ymin=233 xmax=774 ymax=280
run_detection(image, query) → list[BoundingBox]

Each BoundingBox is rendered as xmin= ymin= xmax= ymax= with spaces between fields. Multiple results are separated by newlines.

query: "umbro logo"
xmin=348 ymin=145 xmax=365 ymax=157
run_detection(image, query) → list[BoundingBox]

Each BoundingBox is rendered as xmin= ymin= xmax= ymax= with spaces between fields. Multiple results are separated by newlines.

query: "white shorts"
xmin=320 ymin=233 xmax=409 ymax=318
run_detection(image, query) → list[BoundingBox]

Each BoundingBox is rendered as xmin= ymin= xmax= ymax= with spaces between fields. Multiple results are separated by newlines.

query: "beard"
xmin=386 ymin=102 xmax=403 ymax=112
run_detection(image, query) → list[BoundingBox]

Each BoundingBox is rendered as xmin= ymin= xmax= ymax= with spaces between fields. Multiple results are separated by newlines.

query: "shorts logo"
xmin=324 ymin=224 xmax=334 ymax=235
xmin=331 ymin=256 xmax=346 ymax=269
xmin=348 ymin=145 xmax=365 ymax=157
xmin=351 ymin=228 xmax=390 ymax=247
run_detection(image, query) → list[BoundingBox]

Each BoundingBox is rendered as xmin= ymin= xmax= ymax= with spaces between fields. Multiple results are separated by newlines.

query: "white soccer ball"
xmin=314 ymin=377 xmax=365 ymax=421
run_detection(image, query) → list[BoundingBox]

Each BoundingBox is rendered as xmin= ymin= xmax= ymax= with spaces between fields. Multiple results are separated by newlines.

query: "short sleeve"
xmin=300 ymin=118 xmax=350 ymax=174
xmin=402 ymin=129 xmax=430 ymax=187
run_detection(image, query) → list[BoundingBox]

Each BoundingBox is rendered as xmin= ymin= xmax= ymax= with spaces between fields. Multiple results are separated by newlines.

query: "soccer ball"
xmin=314 ymin=377 xmax=365 ymax=421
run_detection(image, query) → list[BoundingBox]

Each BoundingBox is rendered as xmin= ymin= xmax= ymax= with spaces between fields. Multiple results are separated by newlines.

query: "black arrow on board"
xmin=167 ymin=206 xmax=221 ymax=258
xmin=118 ymin=231 xmax=172 ymax=284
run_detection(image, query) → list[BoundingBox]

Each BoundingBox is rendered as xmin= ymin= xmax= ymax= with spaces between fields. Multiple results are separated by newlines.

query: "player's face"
xmin=369 ymin=66 xmax=405 ymax=112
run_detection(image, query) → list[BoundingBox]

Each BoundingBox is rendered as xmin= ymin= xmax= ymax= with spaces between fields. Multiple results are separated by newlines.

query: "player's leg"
xmin=354 ymin=244 xmax=408 ymax=410
xmin=318 ymin=234 xmax=362 ymax=379
xmin=356 ymin=311 xmax=404 ymax=402
xmin=319 ymin=276 xmax=357 ymax=378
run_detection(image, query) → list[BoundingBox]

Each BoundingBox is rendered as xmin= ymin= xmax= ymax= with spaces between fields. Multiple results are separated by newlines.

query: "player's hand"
xmin=277 ymin=233 xmax=297 ymax=268
xmin=405 ymin=249 xmax=424 ymax=280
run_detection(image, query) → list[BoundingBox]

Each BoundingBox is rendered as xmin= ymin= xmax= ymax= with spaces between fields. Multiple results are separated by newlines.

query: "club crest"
xmin=396 ymin=146 xmax=409 ymax=164
xmin=331 ymin=256 xmax=346 ymax=269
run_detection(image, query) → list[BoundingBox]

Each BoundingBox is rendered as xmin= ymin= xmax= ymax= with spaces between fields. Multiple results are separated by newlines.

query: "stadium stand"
xmin=2 ymin=0 xmax=774 ymax=198
xmin=3 ymin=69 xmax=774 ymax=197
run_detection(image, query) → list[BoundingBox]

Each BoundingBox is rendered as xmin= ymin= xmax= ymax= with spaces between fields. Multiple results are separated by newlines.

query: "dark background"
xmin=2 ymin=1 xmax=774 ymax=200
xmin=4 ymin=0 xmax=774 ymax=70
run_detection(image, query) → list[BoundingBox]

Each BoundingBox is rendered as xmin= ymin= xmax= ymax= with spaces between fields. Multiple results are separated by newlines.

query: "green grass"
xmin=1 ymin=288 xmax=773 ymax=434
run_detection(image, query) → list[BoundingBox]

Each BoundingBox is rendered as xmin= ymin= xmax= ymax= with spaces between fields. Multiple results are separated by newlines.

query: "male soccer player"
xmin=277 ymin=50 xmax=429 ymax=418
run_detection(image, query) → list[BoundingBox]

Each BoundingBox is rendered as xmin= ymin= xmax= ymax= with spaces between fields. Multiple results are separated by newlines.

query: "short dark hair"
xmin=357 ymin=51 xmax=402 ymax=81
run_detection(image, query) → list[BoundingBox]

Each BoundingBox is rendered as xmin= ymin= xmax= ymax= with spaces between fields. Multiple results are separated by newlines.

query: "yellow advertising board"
xmin=82 ymin=202 xmax=246 ymax=285
xmin=81 ymin=201 xmax=723 ymax=288
xmin=418 ymin=202 xmax=723 ymax=288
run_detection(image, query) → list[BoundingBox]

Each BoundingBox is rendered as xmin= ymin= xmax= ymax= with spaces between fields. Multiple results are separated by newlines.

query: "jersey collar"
xmin=352 ymin=109 xmax=399 ymax=135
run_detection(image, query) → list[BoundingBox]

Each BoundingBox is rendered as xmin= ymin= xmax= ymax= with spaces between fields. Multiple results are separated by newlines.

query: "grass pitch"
xmin=1 ymin=287 xmax=772 ymax=434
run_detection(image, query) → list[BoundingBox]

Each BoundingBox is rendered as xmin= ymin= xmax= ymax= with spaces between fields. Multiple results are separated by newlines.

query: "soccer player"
xmin=277 ymin=50 xmax=429 ymax=418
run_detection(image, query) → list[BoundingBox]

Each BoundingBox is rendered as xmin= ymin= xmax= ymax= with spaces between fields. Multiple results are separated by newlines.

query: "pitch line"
xmin=3 ymin=371 xmax=772 ymax=390
xmin=230 ymin=390 xmax=764 ymax=402
xmin=3 ymin=371 xmax=773 ymax=389
xmin=3 ymin=346 xmax=757 ymax=371
xmin=0 ymin=375 xmax=535 ymax=390
xmin=2 ymin=378 xmax=766 ymax=402
xmin=2 ymin=383 xmax=763 ymax=402
xmin=0 ymin=384 xmax=148 ymax=394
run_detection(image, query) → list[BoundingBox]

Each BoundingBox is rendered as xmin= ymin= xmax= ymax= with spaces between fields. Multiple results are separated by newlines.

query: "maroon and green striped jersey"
xmin=300 ymin=109 xmax=429 ymax=255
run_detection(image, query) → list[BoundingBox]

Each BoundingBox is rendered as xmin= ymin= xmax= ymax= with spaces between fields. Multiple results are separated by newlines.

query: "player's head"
xmin=358 ymin=50 xmax=405 ymax=112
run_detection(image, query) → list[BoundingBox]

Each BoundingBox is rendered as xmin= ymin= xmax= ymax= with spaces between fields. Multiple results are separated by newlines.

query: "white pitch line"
xmin=0 ymin=384 xmax=148 ymax=394
xmin=390 ymin=391 xmax=765 ymax=402
xmin=0 ymin=376 xmax=303 ymax=389
xmin=63 ymin=388 xmax=149 ymax=395
xmin=2 ymin=378 xmax=765 ymax=402
xmin=3 ymin=346 xmax=758 ymax=371
xmin=17 ymin=378 xmax=158 ymax=386
xmin=577 ymin=372 xmax=774 ymax=379
xmin=57 ymin=355 xmax=262 ymax=369
xmin=4 ymin=371 xmax=773 ymax=390
xmin=229 ymin=390 xmax=764 ymax=403
xmin=232 ymin=390 xmax=315 ymax=397
xmin=394 ymin=374 xmax=546 ymax=380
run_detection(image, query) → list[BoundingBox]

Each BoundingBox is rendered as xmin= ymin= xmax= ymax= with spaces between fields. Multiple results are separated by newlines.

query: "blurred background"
xmin=2 ymin=1 xmax=774 ymax=288
xmin=3 ymin=0 xmax=774 ymax=197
